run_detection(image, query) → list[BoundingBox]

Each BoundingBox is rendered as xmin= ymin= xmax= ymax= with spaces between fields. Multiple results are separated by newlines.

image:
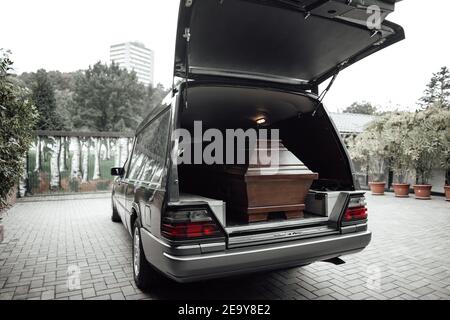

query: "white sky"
xmin=1 ymin=0 xmax=449 ymax=112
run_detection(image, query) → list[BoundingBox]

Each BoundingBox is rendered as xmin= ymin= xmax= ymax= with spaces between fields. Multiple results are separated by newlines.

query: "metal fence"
xmin=22 ymin=131 xmax=134 ymax=196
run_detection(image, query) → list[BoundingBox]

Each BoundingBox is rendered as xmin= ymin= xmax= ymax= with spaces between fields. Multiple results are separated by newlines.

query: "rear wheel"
xmin=132 ymin=219 xmax=163 ymax=290
xmin=111 ymin=198 xmax=121 ymax=222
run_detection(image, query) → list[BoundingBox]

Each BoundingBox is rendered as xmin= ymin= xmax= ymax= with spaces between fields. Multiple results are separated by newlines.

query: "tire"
xmin=111 ymin=198 xmax=121 ymax=222
xmin=132 ymin=219 xmax=163 ymax=290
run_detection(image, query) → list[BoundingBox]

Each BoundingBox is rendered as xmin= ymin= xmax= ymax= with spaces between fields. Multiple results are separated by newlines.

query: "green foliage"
xmin=349 ymin=106 xmax=450 ymax=185
xmin=31 ymin=69 xmax=63 ymax=130
xmin=347 ymin=116 xmax=389 ymax=181
xmin=383 ymin=112 xmax=415 ymax=183
xmin=404 ymin=105 xmax=450 ymax=184
xmin=0 ymin=50 xmax=39 ymax=206
xmin=17 ymin=63 xmax=168 ymax=132
xmin=72 ymin=62 xmax=145 ymax=131
xmin=69 ymin=178 xmax=79 ymax=192
xmin=343 ymin=101 xmax=377 ymax=115
xmin=54 ymin=89 xmax=76 ymax=130
xmin=19 ymin=70 xmax=82 ymax=130
xmin=419 ymin=66 xmax=450 ymax=109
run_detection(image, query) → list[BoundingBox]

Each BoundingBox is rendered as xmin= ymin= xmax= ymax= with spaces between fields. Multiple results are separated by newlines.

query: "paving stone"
xmin=1 ymin=193 xmax=449 ymax=300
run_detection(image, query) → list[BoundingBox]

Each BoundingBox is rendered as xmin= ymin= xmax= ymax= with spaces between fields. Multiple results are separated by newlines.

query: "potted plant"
xmin=406 ymin=107 xmax=444 ymax=200
xmin=437 ymin=110 xmax=450 ymax=201
xmin=441 ymin=142 xmax=450 ymax=201
xmin=385 ymin=113 xmax=414 ymax=197
xmin=365 ymin=120 xmax=389 ymax=195
xmin=368 ymin=161 xmax=387 ymax=195
xmin=348 ymin=119 xmax=389 ymax=195
xmin=347 ymin=125 xmax=386 ymax=195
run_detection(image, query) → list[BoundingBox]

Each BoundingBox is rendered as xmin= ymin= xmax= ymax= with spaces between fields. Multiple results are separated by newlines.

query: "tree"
xmin=144 ymin=83 xmax=169 ymax=110
xmin=70 ymin=136 xmax=82 ymax=179
xmin=404 ymin=105 xmax=449 ymax=184
xmin=19 ymin=70 xmax=80 ymax=130
xmin=0 ymin=51 xmax=39 ymax=207
xmin=54 ymin=89 xmax=76 ymax=130
xmin=49 ymin=136 xmax=61 ymax=190
xmin=31 ymin=69 xmax=63 ymax=130
xmin=347 ymin=117 xmax=389 ymax=182
xmin=343 ymin=101 xmax=377 ymax=115
xmin=383 ymin=112 xmax=415 ymax=183
xmin=72 ymin=62 xmax=146 ymax=132
xmin=419 ymin=66 xmax=450 ymax=109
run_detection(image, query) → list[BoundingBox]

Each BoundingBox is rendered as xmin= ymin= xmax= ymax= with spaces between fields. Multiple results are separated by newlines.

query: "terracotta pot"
xmin=392 ymin=183 xmax=410 ymax=198
xmin=413 ymin=184 xmax=432 ymax=200
xmin=445 ymin=186 xmax=450 ymax=201
xmin=369 ymin=182 xmax=386 ymax=195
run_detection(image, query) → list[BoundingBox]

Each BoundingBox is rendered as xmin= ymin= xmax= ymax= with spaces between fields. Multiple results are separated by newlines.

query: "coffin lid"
xmin=174 ymin=0 xmax=404 ymax=87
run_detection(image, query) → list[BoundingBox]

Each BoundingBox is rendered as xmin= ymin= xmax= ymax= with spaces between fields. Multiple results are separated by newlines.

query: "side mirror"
xmin=111 ymin=167 xmax=125 ymax=177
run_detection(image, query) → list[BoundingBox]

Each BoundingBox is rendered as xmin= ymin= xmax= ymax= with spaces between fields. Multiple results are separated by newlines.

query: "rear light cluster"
xmin=161 ymin=209 xmax=223 ymax=240
xmin=343 ymin=196 xmax=368 ymax=222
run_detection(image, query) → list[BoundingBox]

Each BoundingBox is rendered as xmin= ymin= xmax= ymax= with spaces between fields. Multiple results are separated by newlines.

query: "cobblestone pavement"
xmin=1 ymin=192 xmax=449 ymax=300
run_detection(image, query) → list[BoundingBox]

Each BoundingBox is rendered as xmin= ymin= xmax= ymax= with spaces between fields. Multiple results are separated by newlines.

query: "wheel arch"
xmin=130 ymin=202 xmax=141 ymax=228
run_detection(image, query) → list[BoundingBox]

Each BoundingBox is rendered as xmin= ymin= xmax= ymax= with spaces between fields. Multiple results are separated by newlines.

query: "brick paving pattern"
xmin=1 ymin=193 xmax=449 ymax=300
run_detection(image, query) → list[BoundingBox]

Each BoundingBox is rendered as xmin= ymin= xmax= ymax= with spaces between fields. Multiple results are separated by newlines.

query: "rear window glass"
xmin=128 ymin=109 xmax=171 ymax=184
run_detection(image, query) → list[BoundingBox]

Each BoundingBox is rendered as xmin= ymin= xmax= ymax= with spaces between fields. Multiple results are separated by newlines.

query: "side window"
xmin=128 ymin=109 xmax=171 ymax=184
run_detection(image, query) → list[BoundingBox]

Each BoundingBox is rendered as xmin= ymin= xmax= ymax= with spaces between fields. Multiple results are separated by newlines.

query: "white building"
xmin=110 ymin=42 xmax=154 ymax=86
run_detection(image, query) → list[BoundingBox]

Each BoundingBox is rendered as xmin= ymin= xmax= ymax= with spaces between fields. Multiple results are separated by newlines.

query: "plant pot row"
xmin=369 ymin=182 xmax=450 ymax=201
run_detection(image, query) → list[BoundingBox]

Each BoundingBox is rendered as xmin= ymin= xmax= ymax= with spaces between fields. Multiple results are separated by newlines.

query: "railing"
xmin=22 ymin=131 xmax=134 ymax=196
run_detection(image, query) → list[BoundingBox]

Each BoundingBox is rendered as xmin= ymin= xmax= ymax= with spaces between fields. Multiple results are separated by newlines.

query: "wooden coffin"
xmin=179 ymin=139 xmax=318 ymax=223
xmin=219 ymin=139 xmax=318 ymax=222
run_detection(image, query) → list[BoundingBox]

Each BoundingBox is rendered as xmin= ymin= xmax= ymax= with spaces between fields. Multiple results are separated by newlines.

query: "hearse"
xmin=111 ymin=0 xmax=404 ymax=289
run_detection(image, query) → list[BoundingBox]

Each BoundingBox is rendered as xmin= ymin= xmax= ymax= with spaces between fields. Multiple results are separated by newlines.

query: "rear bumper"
xmin=141 ymin=229 xmax=371 ymax=283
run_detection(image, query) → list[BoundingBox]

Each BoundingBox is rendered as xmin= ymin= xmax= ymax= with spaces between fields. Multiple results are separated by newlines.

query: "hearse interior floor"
xmin=225 ymin=212 xmax=328 ymax=234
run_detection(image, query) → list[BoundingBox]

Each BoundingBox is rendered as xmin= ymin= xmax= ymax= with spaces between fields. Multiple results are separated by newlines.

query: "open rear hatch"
xmin=173 ymin=84 xmax=364 ymax=248
xmin=174 ymin=0 xmax=404 ymax=87
xmin=169 ymin=0 xmax=403 ymax=247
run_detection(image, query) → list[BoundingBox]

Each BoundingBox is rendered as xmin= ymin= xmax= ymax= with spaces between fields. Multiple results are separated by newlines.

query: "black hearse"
xmin=111 ymin=0 xmax=404 ymax=289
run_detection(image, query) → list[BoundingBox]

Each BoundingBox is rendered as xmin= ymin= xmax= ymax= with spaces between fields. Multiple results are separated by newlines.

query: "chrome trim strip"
xmin=163 ymin=231 xmax=371 ymax=261
xmin=226 ymin=217 xmax=329 ymax=234
xmin=200 ymin=242 xmax=225 ymax=249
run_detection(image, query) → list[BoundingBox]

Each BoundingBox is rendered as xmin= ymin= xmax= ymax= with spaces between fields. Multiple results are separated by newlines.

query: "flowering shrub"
xmin=0 ymin=51 xmax=38 ymax=209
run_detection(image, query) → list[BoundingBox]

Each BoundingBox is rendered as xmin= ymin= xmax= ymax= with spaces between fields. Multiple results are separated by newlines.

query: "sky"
xmin=1 ymin=0 xmax=449 ymax=112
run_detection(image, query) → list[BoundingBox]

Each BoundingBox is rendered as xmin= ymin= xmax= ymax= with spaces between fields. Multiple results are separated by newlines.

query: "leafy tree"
xmin=47 ymin=70 xmax=80 ymax=91
xmin=419 ymin=66 xmax=450 ymax=109
xmin=0 ymin=51 xmax=38 ymax=207
xmin=145 ymin=83 xmax=169 ymax=110
xmin=19 ymin=70 xmax=81 ymax=130
xmin=347 ymin=116 xmax=389 ymax=182
xmin=54 ymin=89 xmax=76 ymax=130
xmin=19 ymin=70 xmax=80 ymax=92
xmin=31 ymin=69 xmax=63 ymax=130
xmin=17 ymin=64 xmax=169 ymax=133
xmin=404 ymin=105 xmax=450 ymax=184
xmin=72 ymin=62 xmax=146 ymax=132
xmin=343 ymin=101 xmax=377 ymax=115
xmin=383 ymin=112 xmax=415 ymax=183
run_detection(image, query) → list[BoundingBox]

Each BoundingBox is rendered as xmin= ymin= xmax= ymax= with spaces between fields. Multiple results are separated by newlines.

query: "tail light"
xmin=343 ymin=196 xmax=368 ymax=222
xmin=161 ymin=208 xmax=224 ymax=240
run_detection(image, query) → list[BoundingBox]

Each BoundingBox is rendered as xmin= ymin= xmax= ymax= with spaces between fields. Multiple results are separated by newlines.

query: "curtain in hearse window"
xmin=128 ymin=109 xmax=171 ymax=184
